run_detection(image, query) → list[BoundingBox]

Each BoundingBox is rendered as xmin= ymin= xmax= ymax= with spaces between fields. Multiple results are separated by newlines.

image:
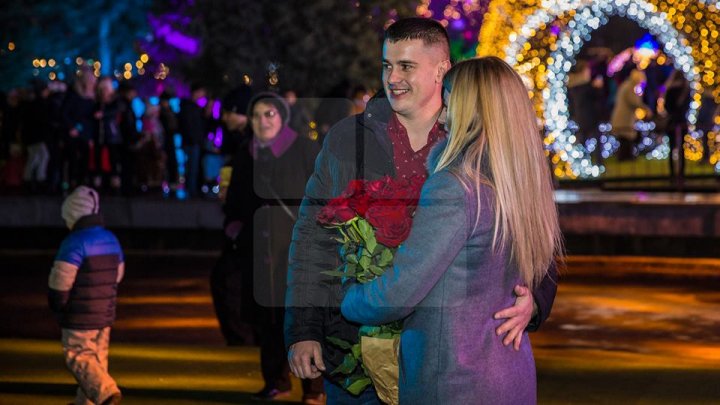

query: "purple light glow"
xmin=212 ymin=100 xmax=221 ymax=120
xmin=196 ymin=96 xmax=208 ymax=108
xmin=214 ymin=127 xmax=223 ymax=148
xmin=451 ymin=19 xmax=466 ymax=30
xmin=165 ymin=30 xmax=199 ymax=54
xmin=149 ymin=15 xmax=200 ymax=55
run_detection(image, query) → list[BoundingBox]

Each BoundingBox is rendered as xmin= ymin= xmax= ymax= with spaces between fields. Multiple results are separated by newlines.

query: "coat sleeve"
xmin=48 ymin=235 xmax=83 ymax=313
xmin=341 ymin=172 xmax=470 ymax=326
xmin=284 ymin=134 xmax=344 ymax=348
xmin=526 ymin=260 xmax=559 ymax=332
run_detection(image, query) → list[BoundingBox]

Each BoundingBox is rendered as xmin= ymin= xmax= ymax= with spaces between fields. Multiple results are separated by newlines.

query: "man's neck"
xmin=396 ymin=102 xmax=443 ymax=152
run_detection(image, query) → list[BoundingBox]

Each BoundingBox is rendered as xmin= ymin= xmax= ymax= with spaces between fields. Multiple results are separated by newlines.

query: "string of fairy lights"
xmin=23 ymin=53 xmax=157 ymax=82
xmin=479 ymin=0 xmax=720 ymax=178
xmin=549 ymin=1 xmax=697 ymax=178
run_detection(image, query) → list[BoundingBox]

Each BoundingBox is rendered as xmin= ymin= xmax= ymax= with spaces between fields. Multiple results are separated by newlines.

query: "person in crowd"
xmin=313 ymin=81 xmax=354 ymax=144
xmin=610 ymin=68 xmax=652 ymax=161
xmin=22 ymin=80 xmax=52 ymax=193
xmin=283 ymin=89 xmax=313 ymax=139
xmin=341 ymin=55 xmax=563 ymax=405
xmin=663 ymin=70 xmax=691 ymax=181
xmin=62 ymin=66 xmax=97 ymax=188
xmin=226 ymin=92 xmax=324 ymax=403
xmin=350 ymin=85 xmax=370 ymax=115
xmin=1 ymin=89 xmax=22 ymax=162
xmin=93 ymin=77 xmax=122 ymax=193
xmin=567 ymin=60 xmax=602 ymax=149
xmin=48 ymin=186 xmax=124 ymax=405
xmin=695 ymin=87 xmax=720 ymax=164
xmin=159 ymin=90 xmax=179 ymax=190
xmin=46 ymin=80 xmax=69 ymax=194
xmin=136 ymin=103 xmax=165 ymax=191
xmin=201 ymin=100 xmax=224 ymax=198
xmin=219 ymin=85 xmax=253 ymax=161
xmin=178 ymin=83 xmax=208 ymax=197
xmin=211 ymin=84 xmax=254 ymax=347
xmin=285 ymin=18 xmax=558 ymax=404
xmin=116 ymin=81 xmax=140 ymax=196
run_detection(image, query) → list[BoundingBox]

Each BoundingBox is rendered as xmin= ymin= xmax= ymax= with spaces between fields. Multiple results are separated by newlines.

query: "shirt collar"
xmin=388 ymin=110 xmax=447 ymax=149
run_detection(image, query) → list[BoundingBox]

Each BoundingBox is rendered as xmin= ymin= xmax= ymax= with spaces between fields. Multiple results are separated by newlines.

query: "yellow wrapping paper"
xmin=361 ymin=336 xmax=400 ymax=405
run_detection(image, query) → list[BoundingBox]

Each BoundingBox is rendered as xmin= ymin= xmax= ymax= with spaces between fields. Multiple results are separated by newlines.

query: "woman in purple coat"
xmin=341 ymin=57 xmax=563 ymax=404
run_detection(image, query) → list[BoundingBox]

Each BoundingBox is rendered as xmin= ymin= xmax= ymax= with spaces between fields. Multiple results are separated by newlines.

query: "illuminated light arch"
xmin=477 ymin=0 xmax=720 ymax=177
xmin=549 ymin=3 xmax=702 ymax=175
xmin=502 ymin=1 xmax=700 ymax=178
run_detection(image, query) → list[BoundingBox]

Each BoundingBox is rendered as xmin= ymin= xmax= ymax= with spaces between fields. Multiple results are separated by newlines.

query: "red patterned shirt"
xmin=387 ymin=112 xmax=446 ymax=180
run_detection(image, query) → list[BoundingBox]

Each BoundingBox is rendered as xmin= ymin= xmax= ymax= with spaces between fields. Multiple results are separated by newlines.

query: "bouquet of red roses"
xmin=317 ymin=175 xmax=424 ymax=403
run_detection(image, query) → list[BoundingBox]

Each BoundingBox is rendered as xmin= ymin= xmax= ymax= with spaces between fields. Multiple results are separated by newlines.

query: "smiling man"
xmin=285 ymin=18 xmax=558 ymax=404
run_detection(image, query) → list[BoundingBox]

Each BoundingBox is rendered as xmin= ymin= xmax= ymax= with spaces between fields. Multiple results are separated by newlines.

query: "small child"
xmin=48 ymin=186 xmax=124 ymax=405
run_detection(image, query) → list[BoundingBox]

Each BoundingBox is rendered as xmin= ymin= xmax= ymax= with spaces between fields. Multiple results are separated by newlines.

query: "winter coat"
xmin=610 ymin=80 xmax=648 ymax=141
xmin=61 ymin=90 xmax=97 ymax=142
xmin=284 ymin=93 xmax=558 ymax=385
xmin=342 ymin=139 xmax=540 ymax=404
xmin=117 ymin=98 xmax=139 ymax=149
xmin=48 ymin=214 xmax=124 ymax=330
xmin=178 ymin=99 xmax=206 ymax=147
xmin=22 ymin=97 xmax=52 ymax=145
xmin=224 ymin=127 xmax=318 ymax=325
xmin=96 ymin=100 xmax=123 ymax=145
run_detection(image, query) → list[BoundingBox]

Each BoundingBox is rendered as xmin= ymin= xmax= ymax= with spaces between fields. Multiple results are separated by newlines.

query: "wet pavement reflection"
xmin=1 ymin=253 xmax=718 ymax=403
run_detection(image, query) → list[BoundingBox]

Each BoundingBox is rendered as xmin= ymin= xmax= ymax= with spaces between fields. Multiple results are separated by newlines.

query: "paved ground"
xmin=1 ymin=252 xmax=719 ymax=404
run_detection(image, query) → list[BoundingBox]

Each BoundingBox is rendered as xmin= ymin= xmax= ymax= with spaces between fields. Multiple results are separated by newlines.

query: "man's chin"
xmin=387 ymin=99 xmax=409 ymax=115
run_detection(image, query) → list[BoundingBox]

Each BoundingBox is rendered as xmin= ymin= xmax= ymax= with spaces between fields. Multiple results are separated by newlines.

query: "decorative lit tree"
xmin=0 ymin=0 xmax=149 ymax=90
xmin=148 ymin=0 xmax=416 ymax=97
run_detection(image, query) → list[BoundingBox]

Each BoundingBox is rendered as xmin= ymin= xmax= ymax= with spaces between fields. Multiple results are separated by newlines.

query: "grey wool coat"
xmin=341 ymin=139 xmax=537 ymax=405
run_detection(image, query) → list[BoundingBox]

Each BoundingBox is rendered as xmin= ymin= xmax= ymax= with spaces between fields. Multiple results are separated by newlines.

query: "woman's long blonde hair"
xmin=434 ymin=56 xmax=562 ymax=290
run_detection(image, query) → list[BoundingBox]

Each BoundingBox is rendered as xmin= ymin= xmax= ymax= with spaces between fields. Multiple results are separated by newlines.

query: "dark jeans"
xmin=210 ymin=242 xmax=254 ymax=346
xmin=65 ymin=137 xmax=89 ymax=186
xmin=669 ymin=124 xmax=686 ymax=181
xmin=324 ymin=379 xmax=382 ymax=405
xmin=617 ymin=136 xmax=636 ymax=161
xmin=183 ymin=144 xmax=200 ymax=197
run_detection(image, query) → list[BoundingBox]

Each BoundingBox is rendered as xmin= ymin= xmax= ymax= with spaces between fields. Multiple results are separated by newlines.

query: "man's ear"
xmin=436 ymin=60 xmax=451 ymax=83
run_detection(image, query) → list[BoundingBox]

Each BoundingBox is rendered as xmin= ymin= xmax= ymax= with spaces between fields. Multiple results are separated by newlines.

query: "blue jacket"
xmin=342 ymin=143 xmax=539 ymax=404
xmin=48 ymin=214 xmax=124 ymax=330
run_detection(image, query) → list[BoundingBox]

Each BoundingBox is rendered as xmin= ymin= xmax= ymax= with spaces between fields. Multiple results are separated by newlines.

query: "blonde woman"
xmin=341 ymin=56 xmax=563 ymax=404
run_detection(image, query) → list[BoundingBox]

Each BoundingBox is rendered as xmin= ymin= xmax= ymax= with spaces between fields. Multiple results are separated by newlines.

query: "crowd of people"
xmin=0 ymin=67 xmax=368 ymax=198
xmin=567 ymin=53 xmax=719 ymax=172
xmin=3 ymin=51 xmax=719 ymax=197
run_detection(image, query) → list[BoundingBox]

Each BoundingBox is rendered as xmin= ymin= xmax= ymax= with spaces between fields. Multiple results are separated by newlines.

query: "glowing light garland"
xmin=547 ymin=1 xmax=698 ymax=177
xmin=479 ymin=0 xmax=720 ymax=178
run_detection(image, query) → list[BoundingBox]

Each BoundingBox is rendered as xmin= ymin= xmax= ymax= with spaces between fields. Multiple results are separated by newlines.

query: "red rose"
xmin=365 ymin=205 xmax=413 ymax=247
xmin=317 ymin=197 xmax=357 ymax=225
xmin=349 ymin=192 xmax=372 ymax=216
xmin=341 ymin=179 xmax=366 ymax=198
xmin=365 ymin=177 xmax=390 ymax=196
xmin=360 ymin=176 xmax=423 ymax=217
